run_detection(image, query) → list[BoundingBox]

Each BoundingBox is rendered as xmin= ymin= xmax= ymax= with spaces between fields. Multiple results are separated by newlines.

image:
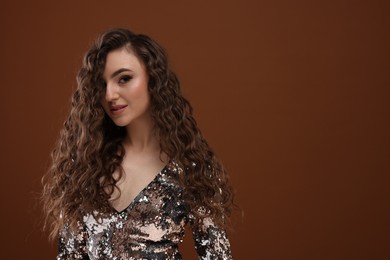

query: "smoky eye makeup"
xmin=118 ymin=75 xmax=133 ymax=84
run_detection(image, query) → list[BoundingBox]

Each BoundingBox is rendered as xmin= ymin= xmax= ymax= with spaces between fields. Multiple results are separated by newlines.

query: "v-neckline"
xmin=112 ymin=163 xmax=168 ymax=214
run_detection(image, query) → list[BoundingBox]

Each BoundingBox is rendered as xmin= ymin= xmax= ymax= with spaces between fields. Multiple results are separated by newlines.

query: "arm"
xmin=190 ymin=213 xmax=233 ymax=260
xmin=57 ymin=221 xmax=89 ymax=260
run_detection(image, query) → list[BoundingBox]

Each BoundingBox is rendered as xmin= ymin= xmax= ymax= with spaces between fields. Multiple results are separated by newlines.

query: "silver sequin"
xmin=57 ymin=161 xmax=232 ymax=259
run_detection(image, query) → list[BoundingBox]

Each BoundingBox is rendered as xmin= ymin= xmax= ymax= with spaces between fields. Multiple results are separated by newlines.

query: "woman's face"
xmin=100 ymin=47 xmax=150 ymax=127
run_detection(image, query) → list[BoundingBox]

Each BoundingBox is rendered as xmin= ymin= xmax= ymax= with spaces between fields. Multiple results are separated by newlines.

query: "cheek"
xmin=131 ymin=81 xmax=150 ymax=105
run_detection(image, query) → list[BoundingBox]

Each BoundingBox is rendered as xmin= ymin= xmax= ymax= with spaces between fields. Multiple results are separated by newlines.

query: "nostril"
xmin=105 ymin=89 xmax=115 ymax=100
xmin=106 ymin=92 xmax=119 ymax=101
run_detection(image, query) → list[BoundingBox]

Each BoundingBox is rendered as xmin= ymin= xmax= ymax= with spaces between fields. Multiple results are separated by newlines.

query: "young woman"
xmin=42 ymin=28 xmax=234 ymax=259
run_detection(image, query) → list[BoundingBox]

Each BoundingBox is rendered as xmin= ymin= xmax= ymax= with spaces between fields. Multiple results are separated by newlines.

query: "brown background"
xmin=0 ymin=0 xmax=389 ymax=259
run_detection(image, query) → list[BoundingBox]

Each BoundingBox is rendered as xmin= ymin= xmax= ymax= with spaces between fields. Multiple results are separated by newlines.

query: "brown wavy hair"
xmin=41 ymin=28 xmax=234 ymax=240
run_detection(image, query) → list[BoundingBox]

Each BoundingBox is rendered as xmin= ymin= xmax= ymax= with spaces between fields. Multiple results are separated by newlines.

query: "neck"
xmin=124 ymin=115 xmax=159 ymax=153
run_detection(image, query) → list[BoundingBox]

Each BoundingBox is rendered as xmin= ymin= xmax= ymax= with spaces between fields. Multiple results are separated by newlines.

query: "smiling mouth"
xmin=110 ymin=105 xmax=128 ymax=114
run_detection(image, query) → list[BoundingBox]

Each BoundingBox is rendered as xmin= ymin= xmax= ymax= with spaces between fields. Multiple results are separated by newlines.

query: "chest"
xmin=82 ymin=169 xmax=189 ymax=258
xmin=110 ymin=156 xmax=167 ymax=212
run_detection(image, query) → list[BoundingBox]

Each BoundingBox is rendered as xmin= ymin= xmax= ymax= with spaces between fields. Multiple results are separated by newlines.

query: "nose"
xmin=104 ymin=83 xmax=119 ymax=101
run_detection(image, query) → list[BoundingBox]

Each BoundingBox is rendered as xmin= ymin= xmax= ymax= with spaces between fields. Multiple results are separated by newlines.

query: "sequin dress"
xmin=57 ymin=161 xmax=232 ymax=259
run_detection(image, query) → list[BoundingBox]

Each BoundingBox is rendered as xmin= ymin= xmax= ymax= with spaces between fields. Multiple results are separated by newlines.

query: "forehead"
xmin=103 ymin=47 xmax=145 ymax=78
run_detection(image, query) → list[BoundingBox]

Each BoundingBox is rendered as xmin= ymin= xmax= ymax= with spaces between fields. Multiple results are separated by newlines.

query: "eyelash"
xmin=119 ymin=75 xmax=132 ymax=84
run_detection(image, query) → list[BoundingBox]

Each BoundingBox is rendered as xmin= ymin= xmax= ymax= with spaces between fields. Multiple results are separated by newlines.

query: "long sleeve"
xmin=190 ymin=214 xmax=233 ymax=260
xmin=57 ymin=221 xmax=89 ymax=260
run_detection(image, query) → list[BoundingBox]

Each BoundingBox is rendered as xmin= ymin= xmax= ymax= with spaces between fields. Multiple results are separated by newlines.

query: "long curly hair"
xmin=41 ymin=28 xmax=234 ymax=240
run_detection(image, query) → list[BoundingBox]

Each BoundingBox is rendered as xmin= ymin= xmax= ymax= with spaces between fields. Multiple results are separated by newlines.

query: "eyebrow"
xmin=110 ymin=68 xmax=132 ymax=79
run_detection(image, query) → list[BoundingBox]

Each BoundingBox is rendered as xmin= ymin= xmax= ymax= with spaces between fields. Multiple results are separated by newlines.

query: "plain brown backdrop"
xmin=0 ymin=0 xmax=389 ymax=259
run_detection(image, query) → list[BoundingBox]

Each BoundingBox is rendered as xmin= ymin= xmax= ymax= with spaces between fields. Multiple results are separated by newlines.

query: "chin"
xmin=111 ymin=118 xmax=131 ymax=127
xmin=114 ymin=122 xmax=130 ymax=127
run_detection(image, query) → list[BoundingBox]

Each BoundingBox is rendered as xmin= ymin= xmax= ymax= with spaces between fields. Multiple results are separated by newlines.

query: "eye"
xmin=119 ymin=75 xmax=132 ymax=84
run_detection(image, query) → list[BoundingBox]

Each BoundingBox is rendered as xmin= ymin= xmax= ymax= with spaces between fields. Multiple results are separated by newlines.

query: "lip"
xmin=110 ymin=104 xmax=128 ymax=115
